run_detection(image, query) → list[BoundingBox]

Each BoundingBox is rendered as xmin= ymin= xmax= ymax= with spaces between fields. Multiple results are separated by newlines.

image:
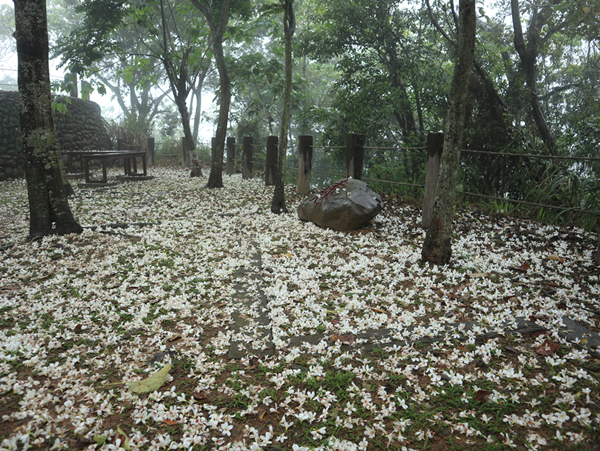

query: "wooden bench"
xmin=64 ymin=150 xmax=147 ymax=184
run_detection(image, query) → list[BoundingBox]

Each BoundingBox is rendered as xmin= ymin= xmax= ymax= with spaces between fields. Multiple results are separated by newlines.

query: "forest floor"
xmin=0 ymin=167 xmax=599 ymax=451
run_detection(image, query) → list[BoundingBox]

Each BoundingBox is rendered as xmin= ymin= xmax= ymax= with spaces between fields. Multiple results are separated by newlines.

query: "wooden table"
xmin=65 ymin=150 xmax=147 ymax=184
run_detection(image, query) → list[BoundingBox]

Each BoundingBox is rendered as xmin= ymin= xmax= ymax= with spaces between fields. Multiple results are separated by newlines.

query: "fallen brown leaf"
xmin=505 ymin=346 xmax=520 ymax=354
xmin=193 ymin=392 xmax=209 ymax=402
xmin=164 ymin=419 xmax=178 ymax=426
xmin=511 ymin=262 xmax=531 ymax=272
xmin=535 ymin=339 xmax=560 ymax=356
xmin=475 ymin=390 xmax=491 ymax=402
xmin=330 ymin=334 xmax=356 ymax=345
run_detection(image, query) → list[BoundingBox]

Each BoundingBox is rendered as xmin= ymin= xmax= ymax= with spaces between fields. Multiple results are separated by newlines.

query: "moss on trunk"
xmin=15 ymin=0 xmax=82 ymax=239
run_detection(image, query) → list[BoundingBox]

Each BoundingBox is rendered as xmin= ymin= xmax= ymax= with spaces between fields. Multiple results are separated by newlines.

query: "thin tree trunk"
xmin=14 ymin=0 xmax=82 ymax=239
xmin=192 ymin=85 xmax=201 ymax=143
xmin=158 ymin=0 xmax=202 ymax=177
xmin=271 ymin=0 xmax=294 ymax=214
xmin=175 ymin=93 xmax=202 ymax=176
xmin=422 ymin=0 xmax=476 ymax=264
xmin=207 ymin=35 xmax=229 ymax=188
xmin=190 ymin=0 xmax=231 ymax=189
xmin=511 ymin=0 xmax=556 ymax=154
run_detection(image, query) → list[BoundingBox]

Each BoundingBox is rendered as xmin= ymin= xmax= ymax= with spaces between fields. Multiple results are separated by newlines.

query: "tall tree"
xmin=510 ymin=0 xmax=556 ymax=154
xmin=57 ymin=0 xmax=209 ymax=175
xmin=271 ymin=0 xmax=295 ymax=213
xmin=190 ymin=0 xmax=231 ymax=188
xmin=421 ymin=0 xmax=476 ymax=264
xmin=14 ymin=0 xmax=82 ymax=239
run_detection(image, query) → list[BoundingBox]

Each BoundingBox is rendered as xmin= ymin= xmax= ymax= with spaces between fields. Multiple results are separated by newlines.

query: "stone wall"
xmin=0 ymin=91 xmax=111 ymax=181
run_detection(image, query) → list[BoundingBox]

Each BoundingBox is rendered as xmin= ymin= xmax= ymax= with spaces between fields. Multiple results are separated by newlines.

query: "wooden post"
xmin=345 ymin=133 xmax=365 ymax=180
xmin=147 ymin=137 xmax=155 ymax=166
xmin=422 ymin=132 xmax=444 ymax=229
xmin=297 ymin=135 xmax=313 ymax=195
xmin=226 ymin=137 xmax=235 ymax=175
xmin=117 ymin=138 xmax=125 ymax=151
xmin=595 ymin=238 xmax=600 ymax=266
xmin=265 ymin=135 xmax=278 ymax=186
xmin=182 ymin=136 xmax=189 ymax=167
xmin=242 ymin=136 xmax=253 ymax=179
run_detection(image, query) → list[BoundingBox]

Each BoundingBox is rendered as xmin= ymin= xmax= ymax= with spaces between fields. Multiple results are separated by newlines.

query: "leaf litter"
xmin=0 ymin=168 xmax=599 ymax=450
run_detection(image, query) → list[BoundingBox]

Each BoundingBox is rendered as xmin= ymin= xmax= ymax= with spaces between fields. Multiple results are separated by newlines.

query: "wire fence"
xmin=154 ymin=134 xmax=599 ymax=225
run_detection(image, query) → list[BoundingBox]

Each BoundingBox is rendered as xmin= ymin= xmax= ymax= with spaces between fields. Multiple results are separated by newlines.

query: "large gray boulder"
xmin=297 ymin=178 xmax=383 ymax=231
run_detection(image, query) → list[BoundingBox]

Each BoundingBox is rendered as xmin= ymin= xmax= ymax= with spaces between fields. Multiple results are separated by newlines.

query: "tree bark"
xmin=14 ymin=0 xmax=82 ymax=239
xmin=511 ymin=0 xmax=556 ymax=154
xmin=421 ymin=0 xmax=476 ymax=264
xmin=191 ymin=0 xmax=231 ymax=189
xmin=271 ymin=0 xmax=294 ymax=214
xmin=159 ymin=0 xmax=202 ymax=177
xmin=208 ymin=34 xmax=229 ymax=188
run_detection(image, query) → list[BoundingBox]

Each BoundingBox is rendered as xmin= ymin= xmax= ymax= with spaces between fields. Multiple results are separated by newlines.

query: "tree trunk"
xmin=14 ymin=0 xmax=82 ymax=239
xmin=271 ymin=0 xmax=294 ymax=214
xmin=190 ymin=0 xmax=231 ymax=189
xmin=192 ymin=83 xmax=202 ymax=143
xmin=207 ymin=35 xmax=229 ymax=188
xmin=511 ymin=0 xmax=556 ymax=154
xmin=158 ymin=0 xmax=202 ymax=177
xmin=174 ymin=93 xmax=202 ymax=177
xmin=421 ymin=0 xmax=476 ymax=264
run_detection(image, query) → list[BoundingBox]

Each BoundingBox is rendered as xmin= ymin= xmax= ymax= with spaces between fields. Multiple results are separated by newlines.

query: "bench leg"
xmin=102 ymin=158 xmax=108 ymax=183
xmin=84 ymin=157 xmax=91 ymax=183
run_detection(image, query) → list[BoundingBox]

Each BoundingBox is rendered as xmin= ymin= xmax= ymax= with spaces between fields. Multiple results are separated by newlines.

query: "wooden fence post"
xmin=297 ymin=135 xmax=313 ymax=195
xmin=226 ymin=137 xmax=235 ymax=175
xmin=265 ymin=135 xmax=278 ymax=186
xmin=422 ymin=132 xmax=444 ymax=228
xmin=242 ymin=136 xmax=253 ymax=179
xmin=117 ymin=138 xmax=124 ymax=151
xmin=345 ymin=133 xmax=365 ymax=180
xmin=182 ymin=136 xmax=190 ymax=167
xmin=147 ymin=137 xmax=155 ymax=166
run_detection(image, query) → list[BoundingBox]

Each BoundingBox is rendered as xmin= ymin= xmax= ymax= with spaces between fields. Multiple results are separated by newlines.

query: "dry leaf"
xmin=168 ymin=335 xmax=182 ymax=342
xmin=511 ymin=262 xmax=531 ymax=272
xmin=457 ymin=344 xmax=468 ymax=351
xmin=546 ymin=254 xmax=564 ymax=263
xmin=164 ymin=419 xmax=178 ymax=426
xmin=475 ymin=390 xmax=490 ymax=402
xmin=74 ymin=324 xmax=83 ymax=333
xmin=505 ymin=346 xmax=520 ymax=354
xmin=535 ymin=339 xmax=560 ymax=356
xmin=0 ymin=285 xmax=20 ymax=291
xmin=127 ymin=364 xmax=172 ymax=394
xmin=193 ymin=391 xmax=209 ymax=402
xmin=467 ymin=273 xmax=488 ymax=278
xmin=371 ymin=307 xmax=388 ymax=314
xmin=330 ymin=334 xmax=356 ymax=345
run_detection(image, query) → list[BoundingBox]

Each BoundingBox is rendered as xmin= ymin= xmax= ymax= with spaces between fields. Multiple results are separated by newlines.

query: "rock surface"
xmin=297 ymin=178 xmax=383 ymax=231
xmin=0 ymin=90 xmax=111 ymax=181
